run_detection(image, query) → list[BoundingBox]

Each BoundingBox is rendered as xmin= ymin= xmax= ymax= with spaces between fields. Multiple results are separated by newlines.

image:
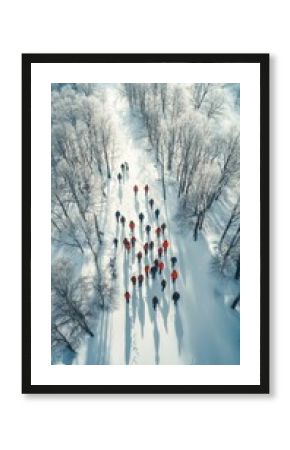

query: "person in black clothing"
xmin=137 ymin=251 xmax=143 ymax=263
xmin=117 ymin=173 xmax=122 ymax=182
xmin=161 ymin=223 xmax=166 ymax=234
xmin=115 ymin=211 xmax=121 ymax=222
xmin=155 ymin=208 xmax=160 ymax=220
xmin=149 ymin=241 xmax=154 ymax=251
xmin=154 ymin=259 xmax=159 ymax=268
xmin=151 ymin=265 xmax=157 ymax=279
xmin=172 ymin=291 xmax=180 ymax=305
xmin=171 ymin=256 xmax=177 ymax=267
xmin=121 ymin=163 xmax=125 ymax=172
xmin=120 ymin=216 xmax=126 ymax=226
xmin=152 ymin=296 xmax=159 ymax=310
xmin=161 ymin=279 xmax=167 ymax=291
xmin=138 ymin=274 xmax=144 ymax=287
xmin=149 ymin=198 xmax=154 ymax=209
xmin=125 ymin=161 xmax=129 ymax=171
xmin=145 ymin=224 xmax=151 ymax=235
xmin=139 ymin=212 xmax=144 ymax=223
xmin=113 ymin=238 xmax=118 ymax=248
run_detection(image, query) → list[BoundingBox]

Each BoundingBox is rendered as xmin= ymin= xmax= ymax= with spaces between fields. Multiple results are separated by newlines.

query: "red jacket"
xmin=144 ymin=184 xmax=149 ymax=192
xmin=156 ymin=227 xmax=161 ymax=236
xmin=129 ymin=221 xmax=135 ymax=230
xmin=131 ymin=276 xmax=137 ymax=285
xmin=171 ymin=270 xmax=178 ymax=281
xmin=124 ymin=292 xmax=130 ymax=301
xmin=159 ymin=261 xmax=165 ymax=271
xmin=163 ymin=240 xmax=169 ymax=249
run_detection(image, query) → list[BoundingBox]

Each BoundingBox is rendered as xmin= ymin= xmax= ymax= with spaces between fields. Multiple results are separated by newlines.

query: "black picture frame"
xmin=22 ymin=53 xmax=269 ymax=394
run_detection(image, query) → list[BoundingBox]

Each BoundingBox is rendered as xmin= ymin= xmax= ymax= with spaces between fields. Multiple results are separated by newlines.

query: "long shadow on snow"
xmin=125 ymin=302 xmax=131 ymax=364
xmin=132 ymin=286 xmax=137 ymax=323
xmin=174 ymin=305 xmax=183 ymax=355
xmin=137 ymin=284 xmax=145 ymax=337
xmin=160 ymin=290 xmax=169 ymax=333
xmin=86 ymin=308 xmax=110 ymax=364
xmin=153 ymin=313 xmax=160 ymax=365
xmin=123 ymin=251 xmax=129 ymax=291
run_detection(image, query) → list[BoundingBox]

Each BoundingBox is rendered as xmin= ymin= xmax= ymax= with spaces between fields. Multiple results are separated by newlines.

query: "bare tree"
xmin=219 ymin=196 xmax=240 ymax=250
xmin=52 ymin=259 xmax=96 ymax=344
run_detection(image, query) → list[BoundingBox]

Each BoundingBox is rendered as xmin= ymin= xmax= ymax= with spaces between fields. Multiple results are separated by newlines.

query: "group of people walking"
xmin=114 ymin=182 xmax=181 ymax=311
xmin=117 ymin=161 xmax=129 ymax=182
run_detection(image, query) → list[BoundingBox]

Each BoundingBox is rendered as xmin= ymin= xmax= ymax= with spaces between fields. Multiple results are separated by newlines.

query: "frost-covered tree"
xmin=51 ymin=259 xmax=96 ymax=345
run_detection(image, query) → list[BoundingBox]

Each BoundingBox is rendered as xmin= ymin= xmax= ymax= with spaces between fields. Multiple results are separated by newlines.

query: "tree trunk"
xmin=235 ymin=257 xmax=240 ymax=280
xmin=94 ymin=214 xmax=102 ymax=244
xmin=221 ymin=226 xmax=240 ymax=272
xmin=193 ymin=213 xmax=202 ymax=241
xmin=231 ymin=294 xmax=240 ymax=310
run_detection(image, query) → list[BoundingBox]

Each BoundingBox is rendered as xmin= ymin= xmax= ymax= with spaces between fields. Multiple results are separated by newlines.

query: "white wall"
xmin=0 ymin=1 xmax=284 ymax=449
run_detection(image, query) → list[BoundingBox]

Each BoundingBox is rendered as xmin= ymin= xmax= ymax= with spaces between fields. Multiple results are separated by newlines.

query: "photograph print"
xmin=22 ymin=53 xmax=269 ymax=393
xmin=51 ymin=81 xmax=241 ymax=366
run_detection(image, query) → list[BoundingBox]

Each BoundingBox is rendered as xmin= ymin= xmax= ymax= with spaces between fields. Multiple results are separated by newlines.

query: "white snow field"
xmin=74 ymin=86 xmax=240 ymax=365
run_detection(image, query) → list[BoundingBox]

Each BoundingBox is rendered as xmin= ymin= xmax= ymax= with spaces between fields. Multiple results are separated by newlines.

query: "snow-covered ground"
xmin=74 ymin=86 xmax=240 ymax=365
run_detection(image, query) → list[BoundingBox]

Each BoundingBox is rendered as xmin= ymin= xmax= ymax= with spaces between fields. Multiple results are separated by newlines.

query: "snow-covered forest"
xmin=51 ymin=82 xmax=240 ymax=365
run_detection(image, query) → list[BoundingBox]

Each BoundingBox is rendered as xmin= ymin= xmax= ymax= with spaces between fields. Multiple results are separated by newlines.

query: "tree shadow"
xmin=174 ymin=305 xmax=183 ymax=355
xmin=125 ymin=302 xmax=131 ymax=365
xmin=153 ymin=313 xmax=160 ymax=365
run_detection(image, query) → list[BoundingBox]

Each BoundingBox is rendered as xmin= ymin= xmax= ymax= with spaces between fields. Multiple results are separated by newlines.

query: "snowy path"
xmin=75 ymin=86 xmax=240 ymax=365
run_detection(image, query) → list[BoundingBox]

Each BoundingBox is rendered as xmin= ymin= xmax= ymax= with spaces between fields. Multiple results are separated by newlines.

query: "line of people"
xmin=117 ymin=161 xmax=129 ymax=182
xmin=115 ymin=182 xmax=180 ymax=310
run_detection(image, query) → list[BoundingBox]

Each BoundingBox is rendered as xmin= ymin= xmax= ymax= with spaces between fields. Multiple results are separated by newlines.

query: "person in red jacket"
xmin=125 ymin=241 xmax=131 ymax=252
xmin=129 ymin=220 xmax=135 ymax=233
xmin=123 ymin=237 xmax=129 ymax=248
xmin=171 ymin=269 xmax=178 ymax=285
xmin=158 ymin=246 xmax=163 ymax=258
xmin=158 ymin=261 xmax=165 ymax=274
xmin=138 ymin=274 xmax=144 ymax=287
xmin=124 ymin=291 xmax=130 ymax=303
xmin=144 ymin=184 xmax=149 ymax=195
xmin=143 ymin=242 xmax=149 ymax=255
xmin=131 ymin=275 xmax=137 ymax=286
xmin=133 ymin=185 xmax=138 ymax=195
xmin=162 ymin=239 xmax=169 ymax=253
xmin=156 ymin=227 xmax=161 ymax=238
xmin=144 ymin=265 xmax=150 ymax=277
xmin=137 ymin=251 xmax=142 ymax=263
